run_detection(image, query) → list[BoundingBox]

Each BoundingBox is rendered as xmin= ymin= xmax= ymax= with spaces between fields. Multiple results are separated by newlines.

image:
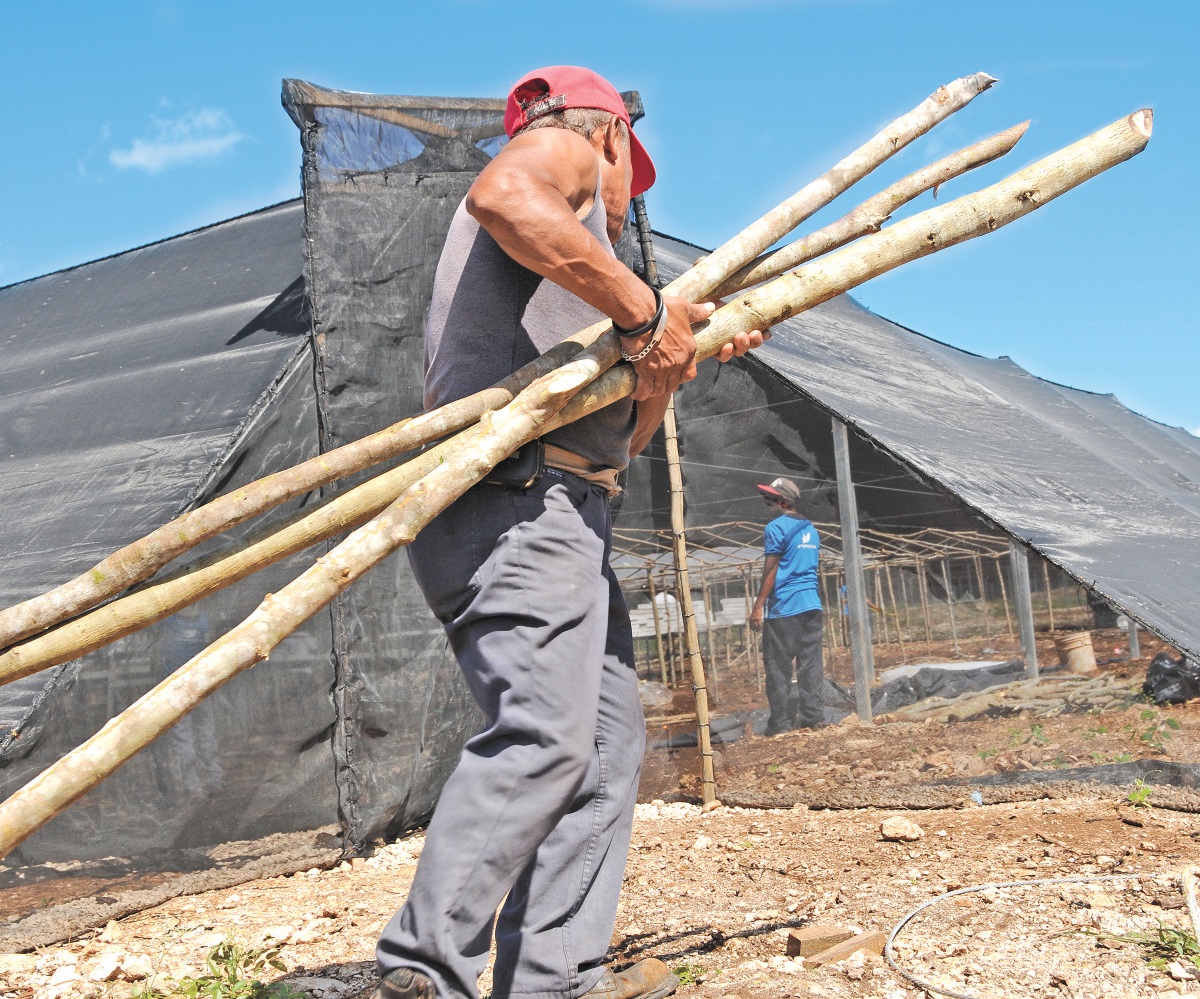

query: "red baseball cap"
xmin=504 ymin=65 xmax=657 ymax=197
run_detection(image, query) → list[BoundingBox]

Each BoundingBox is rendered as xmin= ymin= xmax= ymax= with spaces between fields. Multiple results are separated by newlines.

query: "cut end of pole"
xmin=975 ymin=73 xmax=999 ymax=90
xmin=1131 ymin=108 xmax=1154 ymax=138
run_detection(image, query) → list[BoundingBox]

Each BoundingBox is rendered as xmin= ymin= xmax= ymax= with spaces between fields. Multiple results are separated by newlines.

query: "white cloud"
xmin=110 ymin=108 xmax=244 ymax=173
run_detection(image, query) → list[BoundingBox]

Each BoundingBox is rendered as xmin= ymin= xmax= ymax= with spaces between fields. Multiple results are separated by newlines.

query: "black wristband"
xmin=613 ymin=287 xmax=664 ymax=338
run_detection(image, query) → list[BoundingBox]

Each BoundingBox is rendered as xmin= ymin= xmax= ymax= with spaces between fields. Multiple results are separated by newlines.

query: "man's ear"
xmin=601 ymin=116 xmax=624 ymax=164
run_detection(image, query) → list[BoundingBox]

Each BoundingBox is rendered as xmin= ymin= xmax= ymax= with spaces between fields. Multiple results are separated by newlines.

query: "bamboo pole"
xmin=715 ymin=121 xmax=1029 ymax=297
xmin=972 ymin=554 xmax=991 ymax=638
xmin=646 ymin=569 xmax=668 ymax=686
xmin=884 ymin=564 xmax=907 ymax=662
xmin=0 ymin=108 xmax=1152 ymax=856
xmin=874 ymin=568 xmax=891 ymax=647
xmin=995 ymin=554 xmax=1016 ymax=642
xmin=942 ymin=557 xmax=960 ymax=656
xmin=916 ymin=557 xmax=933 ymax=650
xmin=662 ymin=399 xmax=716 ymax=805
xmin=700 ymin=569 xmax=719 ymax=702
xmin=0 ymin=73 xmax=997 ymax=653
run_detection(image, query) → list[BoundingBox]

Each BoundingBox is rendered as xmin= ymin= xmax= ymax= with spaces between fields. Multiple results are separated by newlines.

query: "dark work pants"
xmin=378 ymin=470 xmax=645 ymax=999
xmin=762 ymin=609 xmax=825 ymax=732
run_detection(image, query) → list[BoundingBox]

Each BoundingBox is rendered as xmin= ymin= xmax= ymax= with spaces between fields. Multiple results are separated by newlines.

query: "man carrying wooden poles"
xmin=0 ymin=63 xmax=1154 ymax=999
xmin=372 ymin=66 xmax=763 ymax=999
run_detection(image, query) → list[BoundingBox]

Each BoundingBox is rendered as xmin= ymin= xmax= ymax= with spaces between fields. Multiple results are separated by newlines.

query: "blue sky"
xmin=4 ymin=2 xmax=1197 ymax=435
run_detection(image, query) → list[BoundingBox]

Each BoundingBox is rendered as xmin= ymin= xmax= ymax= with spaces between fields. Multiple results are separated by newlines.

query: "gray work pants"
xmin=762 ymin=609 xmax=826 ymax=732
xmin=378 ymin=470 xmax=645 ymax=999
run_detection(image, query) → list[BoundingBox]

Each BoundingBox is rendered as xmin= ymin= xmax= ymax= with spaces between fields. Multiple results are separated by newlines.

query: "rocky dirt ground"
xmin=2 ymin=634 xmax=1198 ymax=999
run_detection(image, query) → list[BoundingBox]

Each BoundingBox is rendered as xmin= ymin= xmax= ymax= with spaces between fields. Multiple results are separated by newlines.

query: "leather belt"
xmin=542 ymin=443 xmax=621 ymax=495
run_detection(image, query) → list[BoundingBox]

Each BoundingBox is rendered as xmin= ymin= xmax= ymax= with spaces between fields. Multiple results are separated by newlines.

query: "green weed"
xmin=673 ymin=963 xmax=708 ymax=986
xmin=1126 ymin=779 xmax=1153 ymax=809
xmin=1084 ymin=924 xmax=1199 ymax=971
xmin=134 ymin=940 xmax=302 ymax=999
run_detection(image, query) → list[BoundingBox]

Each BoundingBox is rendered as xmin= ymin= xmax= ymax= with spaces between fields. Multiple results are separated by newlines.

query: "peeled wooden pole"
xmin=7 ymin=107 xmax=1153 ymax=687
xmin=0 ymin=108 xmax=1151 ymax=856
xmin=0 ymin=72 xmax=996 ymax=652
xmin=662 ymin=397 xmax=717 ymax=805
xmin=714 ymin=120 xmax=1029 ymax=297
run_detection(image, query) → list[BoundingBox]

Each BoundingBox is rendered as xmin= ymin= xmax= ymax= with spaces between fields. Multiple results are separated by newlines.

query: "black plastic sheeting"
xmin=0 ymin=203 xmax=339 ymax=863
xmin=4 ymin=79 xmax=1198 ymax=873
xmin=653 ymin=661 xmax=1024 ymax=748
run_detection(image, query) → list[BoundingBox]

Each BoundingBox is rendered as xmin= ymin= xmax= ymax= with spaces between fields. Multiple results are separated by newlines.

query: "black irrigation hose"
xmin=884 ymin=873 xmax=1145 ymax=999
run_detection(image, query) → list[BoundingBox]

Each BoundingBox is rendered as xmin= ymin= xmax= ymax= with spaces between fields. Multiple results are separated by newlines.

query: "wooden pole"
xmin=0 ymin=106 xmax=1153 ymax=856
xmin=0 ymin=74 xmax=1003 ymax=655
xmin=995 ymin=554 xmax=1016 ymax=642
xmin=972 ymin=554 xmax=991 ymax=638
xmin=884 ymin=564 xmax=907 ymax=662
xmin=942 ymin=557 xmax=960 ymax=656
xmin=873 ymin=568 xmax=890 ymax=647
xmin=717 ymin=120 xmax=1028 ymax=296
xmin=916 ymin=557 xmax=933 ymax=651
xmin=646 ymin=569 xmax=668 ymax=686
xmin=700 ymin=569 xmax=719 ymax=702
xmin=662 ymin=398 xmax=716 ymax=805
xmin=832 ymin=418 xmax=873 ymax=721
xmin=1042 ymin=559 xmax=1056 ymax=631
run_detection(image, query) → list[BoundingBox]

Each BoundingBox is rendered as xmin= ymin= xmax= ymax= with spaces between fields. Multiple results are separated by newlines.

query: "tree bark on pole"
xmin=662 ymin=397 xmax=716 ymax=806
xmin=0 ymin=108 xmax=1151 ymax=858
xmin=833 ymin=418 xmax=875 ymax=721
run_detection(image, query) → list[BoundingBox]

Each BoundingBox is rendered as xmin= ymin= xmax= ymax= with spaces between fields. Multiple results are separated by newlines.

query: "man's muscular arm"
xmin=465 ymin=123 xmax=702 ymax=401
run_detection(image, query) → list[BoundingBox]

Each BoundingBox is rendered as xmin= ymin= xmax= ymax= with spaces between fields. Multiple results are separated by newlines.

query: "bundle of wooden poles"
xmin=0 ymin=74 xmax=1152 ymax=857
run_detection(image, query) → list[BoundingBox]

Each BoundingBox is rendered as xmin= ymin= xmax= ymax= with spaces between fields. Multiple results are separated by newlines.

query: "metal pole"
xmin=1127 ymin=619 xmax=1141 ymax=659
xmin=832 ymin=418 xmax=873 ymax=721
xmin=1008 ymin=539 xmax=1039 ymax=680
xmin=1042 ymin=560 xmax=1056 ymax=632
xmin=662 ymin=397 xmax=716 ymax=804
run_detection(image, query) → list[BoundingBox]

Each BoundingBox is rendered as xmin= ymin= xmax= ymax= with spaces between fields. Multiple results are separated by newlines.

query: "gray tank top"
xmin=423 ymin=171 xmax=636 ymax=470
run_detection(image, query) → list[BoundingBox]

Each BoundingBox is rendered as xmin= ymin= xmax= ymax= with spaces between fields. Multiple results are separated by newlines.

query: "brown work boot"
xmin=372 ymin=968 xmax=436 ymax=999
xmin=583 ymin=959 xmax=679 ymax=999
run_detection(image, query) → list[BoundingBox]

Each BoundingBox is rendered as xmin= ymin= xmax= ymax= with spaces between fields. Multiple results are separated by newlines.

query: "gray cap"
xmin=756 ymin=477 xmax=800 ymax=506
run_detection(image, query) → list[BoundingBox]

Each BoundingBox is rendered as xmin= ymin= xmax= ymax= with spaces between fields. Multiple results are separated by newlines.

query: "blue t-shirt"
xmin=763 ymin=515 xmax=821 ymax=618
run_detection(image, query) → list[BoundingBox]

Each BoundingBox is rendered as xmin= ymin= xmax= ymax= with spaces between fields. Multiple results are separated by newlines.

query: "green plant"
xmin=1085 ymin=924 xmax=1199 ymax=970
xmin=1126 ymin=779 xmax=1153 ymax=808
xmin=1113 ymin=751 xmax=1134 ymax=763
xmin=1029 ymin=723 xmax=1046 ymax=746
xmin=766 ymin=764 xmax=780 ymax=775
xmin=135 ymin=940 xmax=302 ymax=999
xmin=673 ymin=963 xmax=707 ymax=986
xmin=978 ymin=749 xmax=998 ymax=761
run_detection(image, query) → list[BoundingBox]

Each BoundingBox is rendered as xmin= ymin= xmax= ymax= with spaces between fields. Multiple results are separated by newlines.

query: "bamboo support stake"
xmin=715 ymin=121 xmax=1029 ymax=297
xmin=0 ymin=74 xmax=998 ymax=653
xmin=884 ymin=564 xmax=907 ymax=662
xmin=700 ymin=569 xmax=719 ymax=702
xmin=0 ymin=108 xmax=1152 ymax=854
xmin=646 ymin=569 xmax=668 ymax=686
xmin=942 ymin=558 xmax=960 ymax=656
xmin=916 ymin=558 xmax=933 ymax=650
xmin=995 ymin=554 xmax=1016 ymax=642
xmin=973 ymin=554 xmax=991 ymax=638
xmin=662 ymin=398 xmax=716 ymax=805
xmin=873 ymin=569 xmax=889 ymax=647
